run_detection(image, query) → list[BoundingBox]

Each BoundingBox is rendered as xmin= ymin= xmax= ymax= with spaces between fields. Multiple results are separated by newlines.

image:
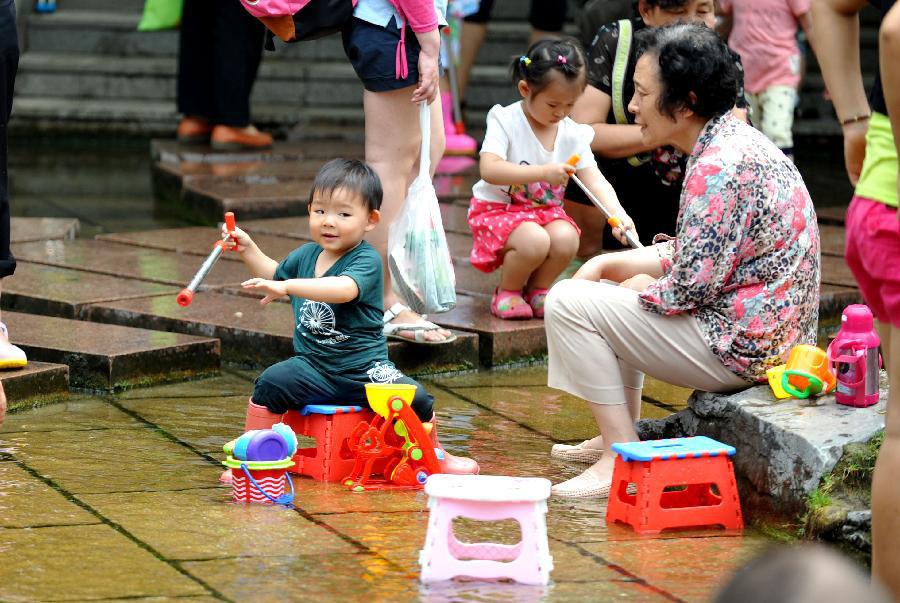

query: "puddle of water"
xmin=1 ymin=369 xmax=774 ymax=602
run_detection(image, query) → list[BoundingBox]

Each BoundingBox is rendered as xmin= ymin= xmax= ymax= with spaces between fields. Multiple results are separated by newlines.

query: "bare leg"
xmin=877 ymin=320 xmax=891 ymax=367
xmin=553 ymin=402 xmax=639 ymax=495
xmin=457 ymin=21 xmax=487 ymax=100
xmin=574 ymin=386 xmax=642 ymax=451
xmin=872 ymin=325 xmax=900 ymax=599
xmin=499 ymin=222 xmax=551 ymax=291
xmin=526 ymin=219 xmax=579 ymax=291
xmin=363 ymin=89 xmax=451 ymax=342
xmin=564 ymin=201 xmax=608 ymax=259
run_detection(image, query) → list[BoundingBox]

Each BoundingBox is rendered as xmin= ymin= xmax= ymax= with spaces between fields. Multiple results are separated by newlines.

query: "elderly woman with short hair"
xmin=545 ymin=23 xmax=820 ymax=497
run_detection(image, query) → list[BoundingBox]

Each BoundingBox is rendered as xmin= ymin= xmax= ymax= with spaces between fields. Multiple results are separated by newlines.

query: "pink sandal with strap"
xmin=524 ymin=288 xmax=550 ymax=318
xmin=491 ymin=288 xmax=533 ymax=320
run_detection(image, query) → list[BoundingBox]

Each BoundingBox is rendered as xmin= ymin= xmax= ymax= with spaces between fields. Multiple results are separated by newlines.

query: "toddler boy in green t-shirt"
xmin=221 ymin=159 xmax=478 ymax=482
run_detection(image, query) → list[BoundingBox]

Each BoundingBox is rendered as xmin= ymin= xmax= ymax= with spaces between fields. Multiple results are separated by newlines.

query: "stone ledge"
xmin=637 ymin=378 xmax=888 ymax=517
xmin=0 ymin=362 xmax=70 ymax=411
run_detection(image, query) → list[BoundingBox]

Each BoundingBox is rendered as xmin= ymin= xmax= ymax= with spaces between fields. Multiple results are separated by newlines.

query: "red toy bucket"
xmin=223 ymin=456 xmax=294 ymax=504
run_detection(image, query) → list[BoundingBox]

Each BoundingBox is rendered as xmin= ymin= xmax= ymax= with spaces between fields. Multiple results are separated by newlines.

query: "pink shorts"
xmin=845 ymin=195 xmax=900 ymax=327
xmin=467 ymin=197 xmax=580 ymax=273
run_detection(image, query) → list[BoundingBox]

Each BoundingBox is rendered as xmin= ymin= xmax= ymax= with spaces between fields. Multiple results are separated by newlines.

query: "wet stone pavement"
xmin=0 ymin=366 xmax=771 ymax=603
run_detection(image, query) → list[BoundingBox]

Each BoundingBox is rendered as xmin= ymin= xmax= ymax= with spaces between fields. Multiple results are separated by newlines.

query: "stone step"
xmin=24 ymin=11 xmax=541 ymax=61
xmin=80 ymin=290 xmax=478 ymax=374
xmin=0 ymin=262 xmax=176 ymax=319
xmin=3 ymin=311 xmax=220 ymax=391
xmin=817 ymin=205 xmax=847 ymax=225
xmin=432 ymin=292 xmax=546 ymax=366
xmin=10 ymin=239 xmax=249 ymax=288
xmin=819 ymin=224 xmax=844 ymax=257
xmin=10 ymin=217 xmax=79 ymax=243
xmin=0 ymin=361 xmax=69 ymax=412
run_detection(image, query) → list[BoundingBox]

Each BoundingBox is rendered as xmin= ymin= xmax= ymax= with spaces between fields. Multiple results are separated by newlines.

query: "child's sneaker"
xmin=524 ymin=288 xmax=550 ymax=318
xmin=0 ymin=323 xmax=27 ymax=370
xmin=491 ymin=288 xmax=533 ymax=320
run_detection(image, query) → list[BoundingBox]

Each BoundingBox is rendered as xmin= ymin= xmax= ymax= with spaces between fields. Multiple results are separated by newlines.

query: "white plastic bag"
xmin=388 ymin=102 xmax=457 ymax=314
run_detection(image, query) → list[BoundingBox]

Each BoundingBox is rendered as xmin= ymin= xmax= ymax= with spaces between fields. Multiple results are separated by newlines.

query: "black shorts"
xmin=252 ymin=356 xmax=434 ymax=422
xmin=342 ymin=16 xmax=421 ymax=92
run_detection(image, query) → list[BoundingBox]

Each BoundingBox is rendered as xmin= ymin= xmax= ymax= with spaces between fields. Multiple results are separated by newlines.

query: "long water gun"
xmin=177 ymin=212 xmax=238 ymax=307
xmin=565 ymin=155 xmax=643 ymax=249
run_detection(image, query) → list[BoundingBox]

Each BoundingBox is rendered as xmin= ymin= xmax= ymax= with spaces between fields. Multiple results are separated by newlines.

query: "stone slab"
xmin=638 ymin=379 xmax=889 ymax=515
xmin=83 ymin=291 xmax=479 ymax=373
xmin=3 ymin=311 xmax=220 ymax=391
xmin=820 ymin=284 xmax=863 ymax=321
xmin=96 ymin=227 xmax=304 ymax=263
xmin=0 ymin=262 xmax=176 ymax=319
xmin=431 ymin=293 xmax=546 ymax=366
xmin=180 ymin=174 xmax=314 ymax=223
xmin=0 ymin=524 xmax=208 ymax=601
xmin=819 ymin=224 xmax=845 ymax=257
xmin=11 ymin=239 xmax=249 ymax=288
xmin=821 ymin=253 xmax=860 ymax=287
xmin=0 ymin=464 xmax=98 ymax=528
xmin=10 ymin=217 xmax=80 ymax=242
xmin=439 ymin=201 xmax=472 ymax=234
xmin=81 ymin=489 xmax=358 ymax=560
xmin=817 ymin=205 xmax=847 ymax=225
xmin=0 ymin=361 xmax=69 ymax=411
xmin=151 ymin=138 xmax=364 ymax=163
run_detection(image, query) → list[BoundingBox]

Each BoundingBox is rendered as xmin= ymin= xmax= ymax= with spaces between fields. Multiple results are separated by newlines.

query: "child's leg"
xmin=572 ymin=244 xmax=665 ymax=283
xmin=872 ymin=324 xmax=900 ymax=598
xmin=758 ymin=85 xmax=798 ymax=159
xmin=526 ymin=219 xmax=579 ymax=290
xmin=499 ymin=221 xmax=551 ymax=291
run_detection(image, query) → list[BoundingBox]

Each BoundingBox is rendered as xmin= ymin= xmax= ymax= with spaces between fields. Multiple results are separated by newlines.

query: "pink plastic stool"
xmin=418 ymin=474 xmax=553 ymax=585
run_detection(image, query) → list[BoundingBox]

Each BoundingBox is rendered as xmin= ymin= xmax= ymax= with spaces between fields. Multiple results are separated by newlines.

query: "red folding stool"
xmin=606 ymin=436 xmax=744 ymax=534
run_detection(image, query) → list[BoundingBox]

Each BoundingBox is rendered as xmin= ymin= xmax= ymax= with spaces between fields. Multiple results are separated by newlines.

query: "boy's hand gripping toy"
xmin=177 ymin=212 xmax=238 ymax=306
xmin=342 ymin=383 xmax=444 ymax=492
xmin=565 ymin=154 xmax=643 ymax=249
xmin=779 ymin=344 xmax=836 ymax=399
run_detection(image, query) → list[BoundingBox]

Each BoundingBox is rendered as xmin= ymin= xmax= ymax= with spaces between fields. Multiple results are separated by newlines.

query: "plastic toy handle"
xmin=782 ymin=370 xmax=823 ymax=399
xmin=176 ymin=288 xmax=194 ymax=307
xmin=223 ymin=212 xmax=238 ymax=251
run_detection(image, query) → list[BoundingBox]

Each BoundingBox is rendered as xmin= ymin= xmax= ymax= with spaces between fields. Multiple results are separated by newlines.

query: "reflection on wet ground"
xmin=0 ymin=366 xmax=772 ymax=602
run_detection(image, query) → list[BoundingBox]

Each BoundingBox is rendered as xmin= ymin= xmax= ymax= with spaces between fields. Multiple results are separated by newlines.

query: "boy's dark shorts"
xmin=342 ymin=16 xmax=421 ymax=92
xmin=253 ymin=356 xmax=434 ymax=422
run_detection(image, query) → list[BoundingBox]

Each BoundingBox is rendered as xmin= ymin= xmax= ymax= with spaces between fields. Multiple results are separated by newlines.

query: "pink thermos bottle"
xmin=827 ymin=305 xmax=882 ymax=407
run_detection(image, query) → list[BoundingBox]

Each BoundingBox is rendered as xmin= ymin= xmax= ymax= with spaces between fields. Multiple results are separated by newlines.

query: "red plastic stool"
xmin=606 ymin=436 xmax=743 ymax=534
xmin=282 ymin=405 xmax=376 ymax=482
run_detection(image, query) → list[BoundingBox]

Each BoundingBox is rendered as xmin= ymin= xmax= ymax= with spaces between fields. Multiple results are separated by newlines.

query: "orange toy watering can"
xmin=781 ymin=344 xmax=836 ymax=399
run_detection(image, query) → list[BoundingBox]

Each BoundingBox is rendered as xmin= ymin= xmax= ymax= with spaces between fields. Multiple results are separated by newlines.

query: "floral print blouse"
xmin=638 ymin=113 xmax=820 ymax=382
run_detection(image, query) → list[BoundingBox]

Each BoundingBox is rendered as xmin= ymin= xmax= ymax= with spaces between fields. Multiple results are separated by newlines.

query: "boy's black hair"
xmin=309 ymin=158 xmax=383 ymax=212
xmin=635 ymin=23 xmax=739 ymax=120
xmin=510 ymin=37 xmax=587 ymax=97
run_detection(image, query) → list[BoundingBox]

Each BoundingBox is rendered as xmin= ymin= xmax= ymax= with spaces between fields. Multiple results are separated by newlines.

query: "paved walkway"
xmin=0 ymin=367 xmax=771 ymax=602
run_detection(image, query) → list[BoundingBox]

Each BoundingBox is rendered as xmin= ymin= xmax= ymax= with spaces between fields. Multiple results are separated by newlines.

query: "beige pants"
xmin=545 ymin=279 xmax=749 ymax=405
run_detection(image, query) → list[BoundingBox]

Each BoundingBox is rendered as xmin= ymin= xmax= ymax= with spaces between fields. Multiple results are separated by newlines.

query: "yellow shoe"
xmin=0 ymin=323 xmax=27 ymax=369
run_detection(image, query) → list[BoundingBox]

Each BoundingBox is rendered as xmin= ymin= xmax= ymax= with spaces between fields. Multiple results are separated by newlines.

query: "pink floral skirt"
xmin=467 ymin=197 xmax=581 ymax=273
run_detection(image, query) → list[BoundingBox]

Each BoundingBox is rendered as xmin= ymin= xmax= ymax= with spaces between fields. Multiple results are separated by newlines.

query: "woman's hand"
xmin=620 ymin=273 xmax=656 ymax=292
xmin=573 ymin=255 xmax=608 ymax=281
xmin=543 ymin=162 xmax=576 ymax=186
xmin=611 ymin=213 xmax=637 ymax=248
xmin=242 ymin=278 xmax=287 ymax=304
xmin=842 ymin=120 xmax=869 ymax=185
xmin=223 ymin=225 xmax=254 ymax=253
xmin=412 ymin=29 xmax=440 ymax=104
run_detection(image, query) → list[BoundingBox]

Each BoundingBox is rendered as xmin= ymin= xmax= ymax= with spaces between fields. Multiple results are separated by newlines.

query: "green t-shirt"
xmin=855 ymin=111 xmax=899 ymax=208
xmin=274 ymin=241 xmax=388 ymax=373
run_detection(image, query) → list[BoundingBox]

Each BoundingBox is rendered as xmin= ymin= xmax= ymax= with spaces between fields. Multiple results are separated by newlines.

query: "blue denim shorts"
xmin=341 ymin=16 xmax=421 ymax=92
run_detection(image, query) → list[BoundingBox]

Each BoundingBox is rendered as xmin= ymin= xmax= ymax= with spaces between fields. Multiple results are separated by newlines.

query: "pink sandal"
xmin=491 ymin=288 xmax=533 ymax=320
xmin=524 ymin=288 xmax=550 ymax=319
